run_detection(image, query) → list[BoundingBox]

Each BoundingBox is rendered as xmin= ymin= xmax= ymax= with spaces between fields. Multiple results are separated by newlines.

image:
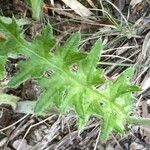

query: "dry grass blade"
xmin=17 ymin=115 xmax=56 ymax=150
xmin=86 ymin=0 xmax=96 ymax=8
xmin=50 ymin=0 xmax=54 ymax=6
xmin=61 ymin=0 xmax=93 ymax=17
xmin=142 ymin=31 xmax=150 ymax=60
xmin=93 ymin=131 xmax=100 ymax=150
xmin=130 ymin=0 xmax=143 ymax=8
xmin=100 ymin=0 xmax=129 ymax=25
xmin=141 ymin=72 xmax=150 ymax=91
xmin=0 ymin=114 xmax=29 ymax=132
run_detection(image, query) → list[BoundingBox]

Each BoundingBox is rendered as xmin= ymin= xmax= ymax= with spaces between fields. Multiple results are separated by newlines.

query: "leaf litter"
xmin=0 ymin=0 xmax=150 ymax=150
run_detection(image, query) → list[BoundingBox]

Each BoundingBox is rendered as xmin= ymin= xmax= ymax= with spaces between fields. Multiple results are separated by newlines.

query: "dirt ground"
xmin=0 ymin=0 xmax=150 ymax=150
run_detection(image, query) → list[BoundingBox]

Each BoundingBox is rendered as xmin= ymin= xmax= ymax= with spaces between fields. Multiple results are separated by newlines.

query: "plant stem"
xmin=126 ymin=116 xmax=150 ymax=126
xmin=31 ymin=0 xmax=43 ymax=21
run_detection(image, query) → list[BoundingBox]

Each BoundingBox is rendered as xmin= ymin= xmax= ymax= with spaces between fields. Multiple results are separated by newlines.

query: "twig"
xmin=17 ymin=114 xmax=56 ymax=150
xmin=0 ymin=114 xmax=29 ymax=132
xmin=93 ymin=130 xmax=100 ymax=150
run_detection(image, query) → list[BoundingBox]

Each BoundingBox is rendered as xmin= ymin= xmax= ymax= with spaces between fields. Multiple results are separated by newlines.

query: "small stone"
xmin=130 ymin=142 xmax=144 ymax=150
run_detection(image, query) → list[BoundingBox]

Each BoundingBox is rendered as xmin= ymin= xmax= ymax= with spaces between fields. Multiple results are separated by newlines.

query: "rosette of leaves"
xmin=0 ymin=17 xmax=140 ymax=141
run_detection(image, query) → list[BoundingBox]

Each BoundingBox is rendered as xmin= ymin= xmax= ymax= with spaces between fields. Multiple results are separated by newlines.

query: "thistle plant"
xmin=0 ymin=17 xmax=150 ymax=141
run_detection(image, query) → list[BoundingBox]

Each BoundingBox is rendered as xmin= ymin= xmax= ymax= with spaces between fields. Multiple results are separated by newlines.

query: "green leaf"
xmin=0 ymin=93 xmax=19 ymax=110
xmin=80 ymin=40 xmax=103 ymax=74
xmin=57 ymin=32 xmax=80 ymax=59
xmin=0 ymin=18 xmax=27 ymax=56
xmin=35 ymin=77 xmax=60 ymax=114
xmin=86 ymin=40 xmax=103 ymax=74
xmin=31 ymin=24 xmax=55 ymax=58
xmin=70 ymin=90 xmax=91 ymax=129
xmin=108 ymin=68 xmax=141 ymax=101
xmin=99 ymin=68 xmax=141 ymax=141
xmin=78 ymin=40 xmax=105 ymax=86
xmin=56 ymin=32 xmax=86 ymax=66
xmin=87 ymin=69 xmax=104 ymax=85
xmin=0 ymin=16 xmax=30 ymax=26
xmin=100 ymin=114 xmax=113 ymax=141
xmin=0 ymin=56 xmax=6 ymax=79
xmin=8 ymin=59 xmax=48 ymax=87
xmin=0 ymin=17 xmax=141 ymax=142
xmin=100 ymin=111 xmax=125 ymax=141
xmin=0 ymin=17 xmax=56 ymax=86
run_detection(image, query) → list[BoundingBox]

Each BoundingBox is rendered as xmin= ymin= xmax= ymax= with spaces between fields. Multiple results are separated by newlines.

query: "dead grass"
xmin=0 ymin=0 xmax=150 ymax=149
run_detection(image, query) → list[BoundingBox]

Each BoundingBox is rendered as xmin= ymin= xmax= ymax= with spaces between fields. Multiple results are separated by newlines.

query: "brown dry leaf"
xmin=142 ymin=31 xmax=150 ymax=60
xmin=130 ymin=0 xmax=144 ymax=7
xmin=61 ymin=0 xmax=93 ymax=17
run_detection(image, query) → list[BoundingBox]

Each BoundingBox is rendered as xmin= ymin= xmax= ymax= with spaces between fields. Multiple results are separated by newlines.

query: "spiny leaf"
xmin=80 ymin=40 xmax=103 ymax=74
xmin=0 ymin=18 xmax=56 ymax=87
xmin=69 ymin=89 xmax=91 ymax=129
xmin=0 ymin=18 xmax=27 ymax=56
xmin=108 ymin=68 xmax=141 ymax=101
xmin=86 ymin=39 xmax=103 ymax=74
xmin=78 ymin=40 xmax=105 ymax=86
xmin=99 ymin=68 xmax=141 ymax=141
xmin=0 ymin=17 xmax=141 ymax=142
xmin=57 ymin=32 xmax=80 ymax=59
xmin=8 ymin=59 xmax=48 ymax=87
xmin=100 ymin=114 xmax=113 ymax=140
xmin=8 ymin=25 xmax=55 ymax=87
xmin=56 ymin=32 xmax=86 ymax=66
xmin=34 ymin=76 xmax=66 ymax=114
xmin=31 ymin=24 xmax=55 ymax=58
xmin=100 ymin=113 xmax=125 ymax=141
